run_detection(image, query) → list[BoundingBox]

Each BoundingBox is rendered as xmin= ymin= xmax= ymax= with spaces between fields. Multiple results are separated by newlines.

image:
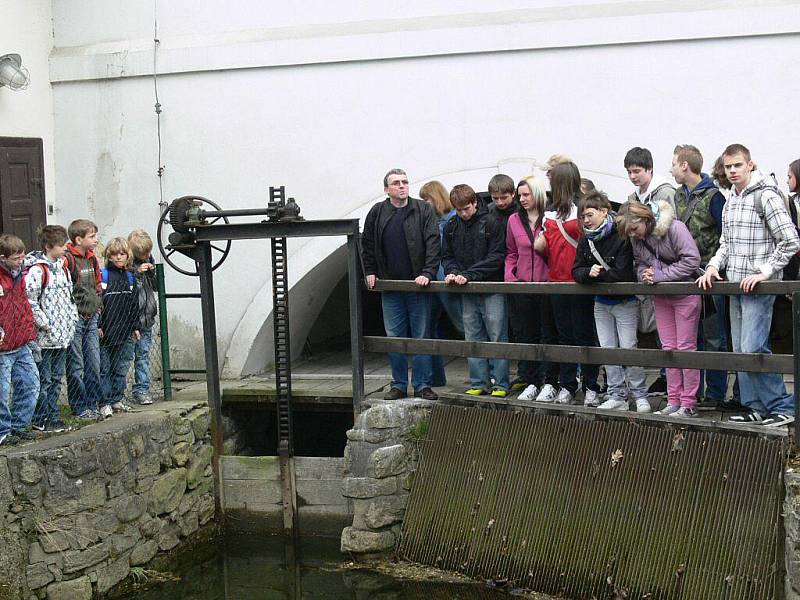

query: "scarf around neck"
xmin=583 ymin=215 xmax=614 ymax=240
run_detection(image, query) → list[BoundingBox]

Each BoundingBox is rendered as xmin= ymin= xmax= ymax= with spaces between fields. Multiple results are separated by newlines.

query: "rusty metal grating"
xmin=399 ymin=405 xmax=787 ymax=599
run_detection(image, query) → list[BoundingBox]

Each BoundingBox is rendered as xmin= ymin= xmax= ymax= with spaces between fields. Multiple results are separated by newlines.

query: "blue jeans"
xmin=729 ymin=294 xmax=793 ymax=416
xmin=67 ymin=314 xmax=102 ymax=415
xmin=100 ymin=340 xmax=135 ymax=407
xmin=593 ymin=299 xmax=647 ymax=401
xmin=33 ymin=348 xmax=68 ymax=426
xmin=133 ymin=326 xmax=153 ymax=395
xmin=462 ymin=293 xmax=509 ymax=391
xmin=697 ymin=294 xmax=729 ymax=400
xmin=550 ymin=294 xmax=599 ymax=395
xmin=381 ymin=292 xmax=433 ymax=393
xmin=0 ymin=345 xmax=40 ymax=436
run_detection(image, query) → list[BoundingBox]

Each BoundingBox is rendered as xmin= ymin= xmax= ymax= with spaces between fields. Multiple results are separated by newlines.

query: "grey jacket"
xmin=362 ymin=197 xmax=440 ymax=280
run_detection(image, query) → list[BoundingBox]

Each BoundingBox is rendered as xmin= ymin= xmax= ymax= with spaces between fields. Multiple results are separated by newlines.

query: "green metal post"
xmin=156 ymin=263 xmax=173 ymax=401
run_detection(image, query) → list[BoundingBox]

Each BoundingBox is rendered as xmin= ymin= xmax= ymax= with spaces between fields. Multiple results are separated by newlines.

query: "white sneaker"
xmin=583 ymin=389 xmax=600 ymax=407
xmin=518 ymin=384 xmax=539 ymax=401
xmin=654 ymin=404 xmax=680 ymax=416
xmin=635 ymin=398 xmax=652 ymax=413
xmin=598 ymin=398 xmax=628 ymax=411
xmin=99 ymin=405 xmax=113 ymax=419
xmin=674 ymin=407 xmax=698 ymax=418
xmin=112 ymin=401 xmax=133 ymax=413
xmin=535 ymin=384 xmax=557 ymax=403
xmin=555 ymin=388 xmax=573 ymax=405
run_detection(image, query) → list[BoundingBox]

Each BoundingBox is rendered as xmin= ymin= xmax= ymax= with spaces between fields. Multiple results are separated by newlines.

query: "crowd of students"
xmin=364 ymin=143 xmax=800 ymax=428
xmin=0 ymin=219 xmax=158 ymax=446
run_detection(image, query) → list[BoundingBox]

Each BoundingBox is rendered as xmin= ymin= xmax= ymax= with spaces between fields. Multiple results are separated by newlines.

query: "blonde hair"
xmin=128 ymin=229 xmax=153 ymax=259
xmin=103 ymin=237 xmax=132 ymax=268
xmin=616 ymin=201 xmax=656 ymax=238
xmin=419 ymin=181 xmax=452 ymax=217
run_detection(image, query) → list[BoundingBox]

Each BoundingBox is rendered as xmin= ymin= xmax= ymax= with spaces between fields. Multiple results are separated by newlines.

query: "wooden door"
xmin=0 ymin=137 xmax=46 ymax=252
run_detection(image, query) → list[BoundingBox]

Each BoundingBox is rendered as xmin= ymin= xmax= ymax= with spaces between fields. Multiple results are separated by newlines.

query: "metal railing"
xmin=363 ymin=279 xmax=800 ymax=442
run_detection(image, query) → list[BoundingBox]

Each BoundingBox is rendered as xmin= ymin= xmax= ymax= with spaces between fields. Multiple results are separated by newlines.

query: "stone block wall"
xmin=0 ymin=402 xmax=215 ymax=600
xmin=340 ymin=398 xmax=433 ymax=556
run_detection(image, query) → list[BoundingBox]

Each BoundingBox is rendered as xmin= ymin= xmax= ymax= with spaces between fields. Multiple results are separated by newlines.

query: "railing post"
xmin=347 ymin=232 xmax=365 ymax=414
xmin=155 ymin=263 xmax=173 ymax=401
xmin=793 ymin=292 xmax=800 ymax=448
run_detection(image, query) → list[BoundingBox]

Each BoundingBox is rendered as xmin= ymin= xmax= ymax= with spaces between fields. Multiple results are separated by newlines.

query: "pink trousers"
xmin=654 ymin=295 xmax=701 ymax=408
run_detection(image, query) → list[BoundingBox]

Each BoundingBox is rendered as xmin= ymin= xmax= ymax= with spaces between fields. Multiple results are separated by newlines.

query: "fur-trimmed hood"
xmin=651 ymin=199 xmax=675 ymax=238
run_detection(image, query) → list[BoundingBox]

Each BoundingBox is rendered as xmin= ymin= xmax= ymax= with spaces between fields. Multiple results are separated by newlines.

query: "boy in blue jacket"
xmin=98 ymin=238 xmax=140 ymax=418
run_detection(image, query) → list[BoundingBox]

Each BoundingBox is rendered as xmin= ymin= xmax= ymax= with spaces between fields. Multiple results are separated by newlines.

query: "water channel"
xmin=111 ymin=531 xmax=548 ymax=600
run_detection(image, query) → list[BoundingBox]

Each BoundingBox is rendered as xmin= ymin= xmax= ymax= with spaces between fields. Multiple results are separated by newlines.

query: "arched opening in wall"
xmin=227 ymin=243 xmax=383 ymax=458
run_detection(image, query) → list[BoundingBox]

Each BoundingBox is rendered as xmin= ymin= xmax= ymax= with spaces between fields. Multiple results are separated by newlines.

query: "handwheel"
xmin=156 ymin=196 xmax=232 ymax=276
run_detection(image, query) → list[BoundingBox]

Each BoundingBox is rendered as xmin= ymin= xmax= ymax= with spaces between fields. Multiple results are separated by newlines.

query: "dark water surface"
xmin=113 ymin=532 xmax=515 ymax=600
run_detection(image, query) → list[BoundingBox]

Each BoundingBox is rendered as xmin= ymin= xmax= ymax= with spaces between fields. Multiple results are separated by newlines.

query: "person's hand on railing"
xmin=414 ymin=275 xmax=430 ymax=287
xmin=445 ymin=273 xmax=468 ymax=285
xmin=365 ymin=274 xmax=377 ymax=289
xmin=696 ymin=265 xmax=722 ymax=290
xmin=589 ymin=264 xmax=604 ymax=278
xmin=641 ymin=266 xmax=655 ymax=285
xmin=740 ymin=273 xmax=767 ymax=293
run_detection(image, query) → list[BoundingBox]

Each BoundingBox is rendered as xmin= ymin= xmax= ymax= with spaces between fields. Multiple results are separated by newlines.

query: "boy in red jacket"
xmin=0 ymin=234 xmax=40 ymax=445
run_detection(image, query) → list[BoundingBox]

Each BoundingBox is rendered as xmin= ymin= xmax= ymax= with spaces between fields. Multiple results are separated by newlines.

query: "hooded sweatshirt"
xmin=631 ymin=200 xmax=701 ymax=283
xmin=23 ymin=252 xmax=79 ymax=349
xmin=627 ymin=174 xmax=676 ymax=212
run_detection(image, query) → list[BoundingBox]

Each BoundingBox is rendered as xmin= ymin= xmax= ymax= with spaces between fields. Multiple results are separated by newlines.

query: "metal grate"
xmin=399 ymin=405 xmax=786 ymax=599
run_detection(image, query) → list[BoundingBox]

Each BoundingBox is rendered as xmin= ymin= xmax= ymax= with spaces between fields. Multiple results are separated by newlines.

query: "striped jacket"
xmin=708 ymin=171 xmax=800 ymax=282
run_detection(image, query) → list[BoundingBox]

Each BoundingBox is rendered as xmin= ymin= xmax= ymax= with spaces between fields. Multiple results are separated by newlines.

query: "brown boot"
xmin=384 ymin=387 xmax=407 ymax=400
xmin=416 ymin=387 xmax=438 ymax=401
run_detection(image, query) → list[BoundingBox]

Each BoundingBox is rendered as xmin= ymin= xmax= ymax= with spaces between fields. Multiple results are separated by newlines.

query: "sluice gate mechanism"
xmin=158 ymin=189 xmax=363 ymax=533
xmin=399 ymin=404 xmax=786 ymax=600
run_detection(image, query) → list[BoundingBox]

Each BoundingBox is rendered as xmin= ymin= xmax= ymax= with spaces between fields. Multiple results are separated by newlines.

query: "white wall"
xmin=0 ymin=0 xmax=56 ymax=212
xmin=47 ymin=0 xmax=800 ymax=376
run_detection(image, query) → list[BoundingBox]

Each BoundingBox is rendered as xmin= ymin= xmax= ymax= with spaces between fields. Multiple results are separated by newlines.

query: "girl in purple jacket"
xmin=504 ymin=176 xmax=557 ymax=401
xmin=617 ymin=200 xmax=702 ymax=417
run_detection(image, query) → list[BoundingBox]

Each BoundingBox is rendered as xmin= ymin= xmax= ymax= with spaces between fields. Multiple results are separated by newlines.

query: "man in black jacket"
xmin=362 ymin=169 xmax=440 ymax=401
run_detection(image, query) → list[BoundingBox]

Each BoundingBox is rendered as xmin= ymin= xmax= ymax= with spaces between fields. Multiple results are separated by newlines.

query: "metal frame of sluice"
xmin=175 ymin=211 xmax=364 ymax=535
xmin=368 ymin=279 xmax=800 ymax=446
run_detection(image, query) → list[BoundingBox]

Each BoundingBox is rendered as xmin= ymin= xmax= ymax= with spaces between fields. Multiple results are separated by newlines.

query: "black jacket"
xmin=362 ymin=197 xmax=440 ymax=280
xmin=572 ymin=224 xmax=635 ymax=284
xmin=441 ymin=206 xmax=506 ymax=282
xmin=487 ymin=201 xmax=518 ymax=231
xmin=133 ymin=256 xmax=158 ymax=330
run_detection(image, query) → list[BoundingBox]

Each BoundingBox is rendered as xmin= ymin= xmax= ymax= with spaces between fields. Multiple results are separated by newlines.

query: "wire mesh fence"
xmin=1 ymin=250 xmax=171 ymax=441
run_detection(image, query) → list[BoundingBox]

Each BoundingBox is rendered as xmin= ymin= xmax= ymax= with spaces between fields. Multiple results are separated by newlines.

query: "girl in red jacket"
xmin=534 ymin=162 xmax=600 ymax=405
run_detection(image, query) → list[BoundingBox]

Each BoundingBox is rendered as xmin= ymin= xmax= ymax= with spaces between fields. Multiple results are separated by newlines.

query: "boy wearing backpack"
xmin=442 ymin=184 xmax=509 ymax=397
xmin=24 ymin=225 xmax=79 ymax=432
xmin=65 ymin=219 xmax=103 ymax=420
xmin=98 ymin=238 xmax=140 ymax=418
xmin=698 ymin=144 xmax=800 ymax=427
xmin=0 ymin=234 xmax=40 ymax=446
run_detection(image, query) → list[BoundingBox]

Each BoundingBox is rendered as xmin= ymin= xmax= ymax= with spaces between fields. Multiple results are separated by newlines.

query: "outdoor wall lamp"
xmin=0 ymin=54 xmax=30 ymax=91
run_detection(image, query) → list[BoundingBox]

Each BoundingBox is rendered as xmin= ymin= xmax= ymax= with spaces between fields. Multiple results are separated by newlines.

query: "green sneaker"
xmin=465 ymin=387 xmax=488 ymax=396
xmin=509 ymin=378 xmax=528 ymax=392
xmin=491 ymin=388 xmax=508 ymax=398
